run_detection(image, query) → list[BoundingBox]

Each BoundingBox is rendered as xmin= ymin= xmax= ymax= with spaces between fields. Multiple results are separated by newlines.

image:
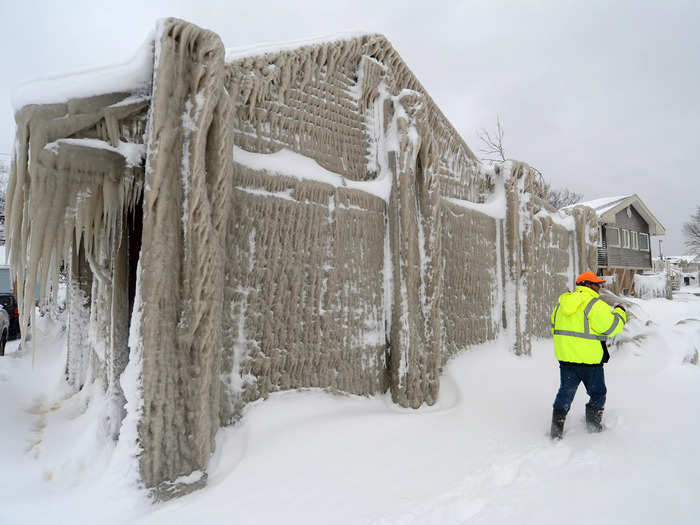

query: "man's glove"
xmin=613 ymin=303 xmax=626 ymax=313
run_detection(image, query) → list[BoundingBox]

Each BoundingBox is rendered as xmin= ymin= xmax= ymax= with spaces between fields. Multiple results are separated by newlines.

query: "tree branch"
xmin=477 ymin=116 xmax=582 ymax=209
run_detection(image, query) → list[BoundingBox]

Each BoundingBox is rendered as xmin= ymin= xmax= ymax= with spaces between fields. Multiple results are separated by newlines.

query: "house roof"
xmin=666 ymin=254 xmax=700 ymax=264
xmin=566 ymin=194 xmax=666 ymax=235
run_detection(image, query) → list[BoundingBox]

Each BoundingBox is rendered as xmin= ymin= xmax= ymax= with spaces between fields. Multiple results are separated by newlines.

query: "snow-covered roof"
xmin=566 ymin=194 xmax=666 ymax=235
xmin=572 ymin=195 xmax=631 ymax=214
xmin=11 ymin=33 xmax=155 ymax=112
xmin=225 ymin=31 xmax=372 ymax=62
xmin=665 ymin=255 xmax=700 ymax=264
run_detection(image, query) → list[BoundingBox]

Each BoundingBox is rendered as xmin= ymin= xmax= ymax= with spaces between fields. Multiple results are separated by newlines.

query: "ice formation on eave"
xmin=8 ymin=139 xmax=144 ymax=349
xmin=7 ymin=33 xmax=153 ymax=350
xmin=44 ymin=138 xmax=146 ymax=168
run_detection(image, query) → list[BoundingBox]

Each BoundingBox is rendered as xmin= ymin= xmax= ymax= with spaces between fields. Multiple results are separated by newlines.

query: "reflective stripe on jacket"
xmin=550 ymin=285 xmax=626 ymax=364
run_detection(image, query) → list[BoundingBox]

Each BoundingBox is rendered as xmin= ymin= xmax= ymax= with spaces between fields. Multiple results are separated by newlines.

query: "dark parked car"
xmin=0 ymin=266 xmax=21 ymax=341
xmin=0 ymin=292 xmax=19 ymax=340
xmin=0 ymin=264 xmax=41 ymax=343
xmin=0 ymin=304 xmax=8 ymax=356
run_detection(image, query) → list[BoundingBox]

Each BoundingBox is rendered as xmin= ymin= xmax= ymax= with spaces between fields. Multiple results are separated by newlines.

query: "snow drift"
xmin=1 ymin=289 xmax=699 ymax=524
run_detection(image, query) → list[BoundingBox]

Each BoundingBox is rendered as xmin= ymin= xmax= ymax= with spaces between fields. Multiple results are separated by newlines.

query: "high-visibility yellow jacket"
xmin=551 ymin=285 xmax=626 ymax=364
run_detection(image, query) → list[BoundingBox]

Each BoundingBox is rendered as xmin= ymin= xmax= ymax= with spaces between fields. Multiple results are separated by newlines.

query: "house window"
xmin=631 ymin=231 xmax=638 ymax=250
xmin=607 ymin=226 xmax=620 ymax=247
xmin=639 ymin=233 xmax=650 ymax=251
xmin=622 ymin=229 xmax=630 ymax=249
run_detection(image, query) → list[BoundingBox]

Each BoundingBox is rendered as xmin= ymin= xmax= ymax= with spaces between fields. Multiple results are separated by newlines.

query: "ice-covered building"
xmin=7 ymin=19 xmax=597 ymax=496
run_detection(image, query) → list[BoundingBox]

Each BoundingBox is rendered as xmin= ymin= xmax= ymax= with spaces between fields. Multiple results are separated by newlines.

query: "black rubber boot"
xmin=586 ymin=405 xmax=604 ymax=433
xmin=551 ymin=409 xmax=567 ymax=440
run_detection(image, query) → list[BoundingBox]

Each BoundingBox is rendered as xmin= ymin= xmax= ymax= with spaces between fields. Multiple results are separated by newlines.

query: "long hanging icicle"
xmin=6 ymin=102 xmax=147 ymax=357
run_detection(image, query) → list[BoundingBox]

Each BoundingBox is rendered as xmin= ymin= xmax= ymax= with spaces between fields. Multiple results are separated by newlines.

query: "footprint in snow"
xmin=27 ymin=395 xmax=61 ymax=415
xmin=602 ymin=410 xmax=624 ymax=431
xmin=571 ymin=448 xmax=600 ymax=468
xmin=369 ymin=494 xmax=486 ymax=525
xmin=528 ymin=443 xmax=573 ymax=469
xmin=441 ymin=498 xmax=486 ymax=523
xmin=489 ymin=461 xmax=521 ymax=487
xmin=24 ymin=395 xmax=62 ymax=459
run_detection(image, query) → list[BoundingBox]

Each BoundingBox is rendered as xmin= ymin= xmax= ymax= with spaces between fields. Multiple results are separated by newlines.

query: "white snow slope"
xmin=1 ymin=290 xmax=699 ymax=525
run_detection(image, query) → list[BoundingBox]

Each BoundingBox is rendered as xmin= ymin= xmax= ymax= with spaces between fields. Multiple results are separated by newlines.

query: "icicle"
xmin=6 ymin=105 xmax=146 ymax=358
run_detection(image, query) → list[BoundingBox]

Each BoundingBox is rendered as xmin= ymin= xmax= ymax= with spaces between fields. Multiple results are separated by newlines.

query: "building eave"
xmin=597 ymin=194 xmax=666 ymax=236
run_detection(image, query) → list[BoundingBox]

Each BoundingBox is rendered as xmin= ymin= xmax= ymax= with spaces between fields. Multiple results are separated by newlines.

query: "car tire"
xmin=0 ymin=330 xmax=6 ymax=357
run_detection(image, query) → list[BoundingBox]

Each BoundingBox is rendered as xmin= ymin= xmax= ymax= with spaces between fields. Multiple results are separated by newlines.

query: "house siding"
xmin=604 ymin=206 xmax=652 ymax=269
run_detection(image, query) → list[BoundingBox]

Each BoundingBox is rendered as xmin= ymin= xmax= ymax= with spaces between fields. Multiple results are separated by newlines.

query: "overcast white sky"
xmin=1 ymin=0 xmax=698 ymax=255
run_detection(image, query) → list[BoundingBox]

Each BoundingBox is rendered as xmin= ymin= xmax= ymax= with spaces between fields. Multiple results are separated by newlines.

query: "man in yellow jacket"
xmin=550 ymin=271 xmax=626 ymax=439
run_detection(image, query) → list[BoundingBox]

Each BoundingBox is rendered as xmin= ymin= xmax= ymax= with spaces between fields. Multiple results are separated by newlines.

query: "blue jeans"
xmin=553 ymin=363 xmax=607 ymax=412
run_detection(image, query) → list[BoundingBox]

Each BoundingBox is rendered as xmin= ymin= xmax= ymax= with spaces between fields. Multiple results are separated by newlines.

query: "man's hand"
xmin=613 ymin=303 xmax=626 ymax=313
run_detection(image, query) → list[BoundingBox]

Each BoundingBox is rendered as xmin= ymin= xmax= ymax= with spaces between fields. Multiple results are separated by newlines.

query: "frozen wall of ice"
xmin=7 ymin=18 xmax=599 ymax=495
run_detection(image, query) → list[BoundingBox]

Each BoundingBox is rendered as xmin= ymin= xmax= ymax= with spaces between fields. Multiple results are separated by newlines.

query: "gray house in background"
xmin=569 ymin=195 xmax=665 ymax=295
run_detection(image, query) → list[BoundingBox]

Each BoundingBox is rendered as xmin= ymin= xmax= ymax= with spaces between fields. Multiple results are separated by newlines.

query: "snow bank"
xmin=0 ymin=315 xmax=151 ymax=524
xmin=2 ymin=294 xmax=699 ymax=524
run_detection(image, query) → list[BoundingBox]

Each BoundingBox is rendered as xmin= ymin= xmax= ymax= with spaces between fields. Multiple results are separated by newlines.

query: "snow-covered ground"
xmin=1 ymin=290 xmax=699 ymax=525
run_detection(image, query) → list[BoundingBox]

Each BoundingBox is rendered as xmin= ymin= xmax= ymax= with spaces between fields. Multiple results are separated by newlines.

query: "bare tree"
xmin=682 ymin=205 xmax=700 ymax=254
xmin=531 ymin=177 xmax=583 ymax=209
xmin=478 ymin=115 xmax=506 ymax=162
xmin=478 ymin=117 xmax=582 ymax=209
